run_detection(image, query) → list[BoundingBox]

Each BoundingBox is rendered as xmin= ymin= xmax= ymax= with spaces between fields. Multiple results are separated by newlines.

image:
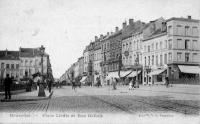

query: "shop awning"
xmin=178 ymin=65 xmax=200 ymax=74
xmin=120 ymin=70 xmax=132 ymax=77
xmin=80 ymin=76 xmax=87 ymax=83
xmin=148 ymin=69 xmax=166 ymax=76
xmin=127 ymin=71 xmax=141 ymax=77
xmin=107 ymin=72 xmax=119 ymax=79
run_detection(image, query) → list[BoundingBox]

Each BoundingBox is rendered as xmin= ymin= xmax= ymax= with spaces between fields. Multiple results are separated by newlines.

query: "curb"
xmin=0 ymin=89 xmax=26 ymax=96
xmin=0 ymin=91 xmax=54 ymax=102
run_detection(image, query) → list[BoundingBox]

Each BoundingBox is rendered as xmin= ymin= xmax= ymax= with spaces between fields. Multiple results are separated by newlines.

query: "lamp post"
xmin=38 ymin=45 xmax=46 ymax=97
xmin=134 ymin=53 xmax=139 ymax=88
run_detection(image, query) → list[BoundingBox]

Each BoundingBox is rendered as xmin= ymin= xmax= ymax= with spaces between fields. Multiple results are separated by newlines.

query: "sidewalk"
xmin=0 ymin=89 xmax=53 ymax=102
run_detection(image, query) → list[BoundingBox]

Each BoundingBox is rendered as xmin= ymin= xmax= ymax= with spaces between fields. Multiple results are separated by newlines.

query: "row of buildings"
xmin=0 ymin=46 xmax=53 ymax=84
xmin=60 ymin=16 xmax=200 ymax=85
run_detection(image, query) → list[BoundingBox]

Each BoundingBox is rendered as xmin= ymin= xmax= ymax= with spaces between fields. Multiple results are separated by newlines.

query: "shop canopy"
xmin=80 ymin=76 xmax=87 ymax=83
xmin=127 ymin=70 xmax=141 ymax=77
xmin=148 ymin=69 xmax=166 ymax=76
xmin=107 ymin=70 xmax=141 ymax=79
xmin=178 ymin=65 xmax=200 ymax=74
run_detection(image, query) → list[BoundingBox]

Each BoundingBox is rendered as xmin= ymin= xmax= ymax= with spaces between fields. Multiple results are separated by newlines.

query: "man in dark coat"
xmin=4 ymin=74 xmax=13 ymax=99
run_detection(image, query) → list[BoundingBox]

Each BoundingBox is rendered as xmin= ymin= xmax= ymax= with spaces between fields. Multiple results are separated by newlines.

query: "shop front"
xmin=148 ymin=69 xmax=167 ymax=85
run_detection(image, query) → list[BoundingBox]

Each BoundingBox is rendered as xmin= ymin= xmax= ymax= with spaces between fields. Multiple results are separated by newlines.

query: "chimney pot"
xmin=122 ymin=21 xmax=127 ymax=29
xmin=107 ymin=32 xmax=110 ymax=36
xmin=188 ymin=15 xmax=191 ymax=19
xmin=115 ymin=27 xmax=119 ymax=32
xmin=129 ymin=19 xmax=134 ymax=25
xmin=95 ymin=36 xmax=98 ymax=41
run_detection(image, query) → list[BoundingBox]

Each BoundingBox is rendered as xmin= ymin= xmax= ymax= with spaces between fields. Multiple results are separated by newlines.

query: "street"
xmin=0 ymin=85 xmax=200 ymax=115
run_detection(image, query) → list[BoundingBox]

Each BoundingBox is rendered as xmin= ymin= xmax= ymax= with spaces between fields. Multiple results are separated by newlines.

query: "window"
xmin=137 ymin=40 xmax=139 ymax=49
xmin=192 ymin=27 xmax=198 ymax=36
xmin=177 ymin=39 xmax=182 ymax=49
xmin=148 ymin=45 xmax=150 ymax=52
xmin=25 ymin=60 xmax=28 ymax=66
xmin=168 ymin=53 xmax=172 ymax=62
xmin=151 ymin=43 xmax=154 ymax=51
xmin=193 ymin=53 xmax=198 ymax=62
xmin=177 ymin=25 xmax=182 ymax=35
xmin=156 ymin=55 xmax=158 ymax=65
xmin=168 ymin=39 xmax=172 ymax=49
xmin=160 ymin=55 xmax=163 ymax=65
xmin=6 ymin=64 xmax=9 ymax=69
xmin=11 ymin=64 xmax=14 ymax=69
xmin=177 ymin=52 xmax=182 ymax=61
xmin=148 ymin=56 xmax=150 ymax=65
xmin=152 ymin=55 xmax=154 ymax=65
xmin=164 ymin=54 xmax=167 ymax=64
xmin=185 ymin=26 xmax=189 ymax=36
xmin=144 ymin=45 xmax=146 ymax=52
xmin=168 ymin=26 xmax=172 ymax=35
xmin=156 ymin=43 xmax=158 ymax=50
xmin=185 ymin=53 xmax=189 ymax=62
xmin=165 ymin=40 xmax=167 ymax=49
xmin=1 ymin=63 xmax=4 ymax=69
xmin=160 ymin=42 xmax=162 ymax=49
xmin=30 ymin=60 xmax=32 ymax=66
xmin=185 ymin=40 xmax=190 ymax=49
xmin=144 ymin=57 xmax=147 ymax=66
xmin=193 ymin=40 xmax=198 ymax=50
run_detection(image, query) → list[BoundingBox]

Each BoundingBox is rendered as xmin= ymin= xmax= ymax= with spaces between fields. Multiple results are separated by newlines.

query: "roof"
xmin=20 ymin=47 xmax=48 ymax=57
xmin=122 ymin=21 xmax=146 ymax=40
xmin=166 ymin=17 xmax=199 ymax=23
xmin=0 ymin=50 xmax=20 ymax=60
xmin=143 ymin=31 xmax=167 ymax=41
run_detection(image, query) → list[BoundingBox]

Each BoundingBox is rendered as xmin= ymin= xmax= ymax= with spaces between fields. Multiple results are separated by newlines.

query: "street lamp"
xmin=38 ymin=45 xmax=46 ymax=97
xmin=134 ymin=53 xmax=139 ymax=88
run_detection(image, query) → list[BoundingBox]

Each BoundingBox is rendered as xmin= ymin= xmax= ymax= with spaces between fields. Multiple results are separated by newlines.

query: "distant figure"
xmin=129 ymin=81 xmax=133 ymax=90
xmin=72 ymin=79 xmax=76 ymax=91
xmin=165 ymin=76 xmax=169 ymax=88
xmin=48 ymin=79 xmax=52 ymax=93
xmin=96 ymin=77 xmax=101 ymax=87
xmin=112 ymin=78 xmax=117 ymax=90
xmin=4 ymin=74 xmax=12 ymax=99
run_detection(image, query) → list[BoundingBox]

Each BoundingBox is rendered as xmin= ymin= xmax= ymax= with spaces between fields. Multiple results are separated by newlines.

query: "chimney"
xmin=107 ymin=32 xmax=110 ymax=36
xmin=95 ymin=36 xmax=98 ymax=41
xmin=129 ymin=19 xmax=134 ymax=25
xmin=100 ymin=34 xmax=103 ymax=40
xmin=122 ymin=21 xmax=127 ymax=29
xmin=115 ymin=27 xmax=119 ymax=32
xmin=188 ymin=15 xmax=191 ymax=19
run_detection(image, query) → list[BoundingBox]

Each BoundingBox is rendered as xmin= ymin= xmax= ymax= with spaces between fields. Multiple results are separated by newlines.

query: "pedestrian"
xmin=48 ymin=79 xmax=52 ymax=93
xmin=165 ymin=76 xmax=169 ymax=88
xmin=72 ymin=79 xmax=76 ymax=91
xmin=129 ymin=80 xmax=134 ymax=90
xmin=112 ymin=78 xmax=117 ymax=90
xmin=4 ymin=74 xmax=13 ymax=100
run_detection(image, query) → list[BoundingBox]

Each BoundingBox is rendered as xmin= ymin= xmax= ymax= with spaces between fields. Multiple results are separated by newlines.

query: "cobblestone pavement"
xmin=0 ymin=85 xmax=200 ymax=115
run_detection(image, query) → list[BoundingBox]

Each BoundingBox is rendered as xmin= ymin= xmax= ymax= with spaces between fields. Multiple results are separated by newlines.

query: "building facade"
xmin=78 ymin=56 xmax=84 ymax=77
xmin=19 ymin=47 xmax=49 ymax=79
xmin=166 ymin=16 xmax=200 ymax=83
xmin=142 ymin=16 xmax=200 ymax=85
xmin=93 ymin=37 xmax=103 ymax=84
xmin=0 ymin=50 xmax=20 ymax=84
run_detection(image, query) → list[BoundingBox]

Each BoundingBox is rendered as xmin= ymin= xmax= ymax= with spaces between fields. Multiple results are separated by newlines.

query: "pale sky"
xmin=0 ymin=0 xmax=199 ymax=78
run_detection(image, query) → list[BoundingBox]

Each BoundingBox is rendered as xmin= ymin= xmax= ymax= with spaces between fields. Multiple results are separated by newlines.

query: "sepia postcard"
xmin=0 ymin=0 xmax=200 ymax=124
